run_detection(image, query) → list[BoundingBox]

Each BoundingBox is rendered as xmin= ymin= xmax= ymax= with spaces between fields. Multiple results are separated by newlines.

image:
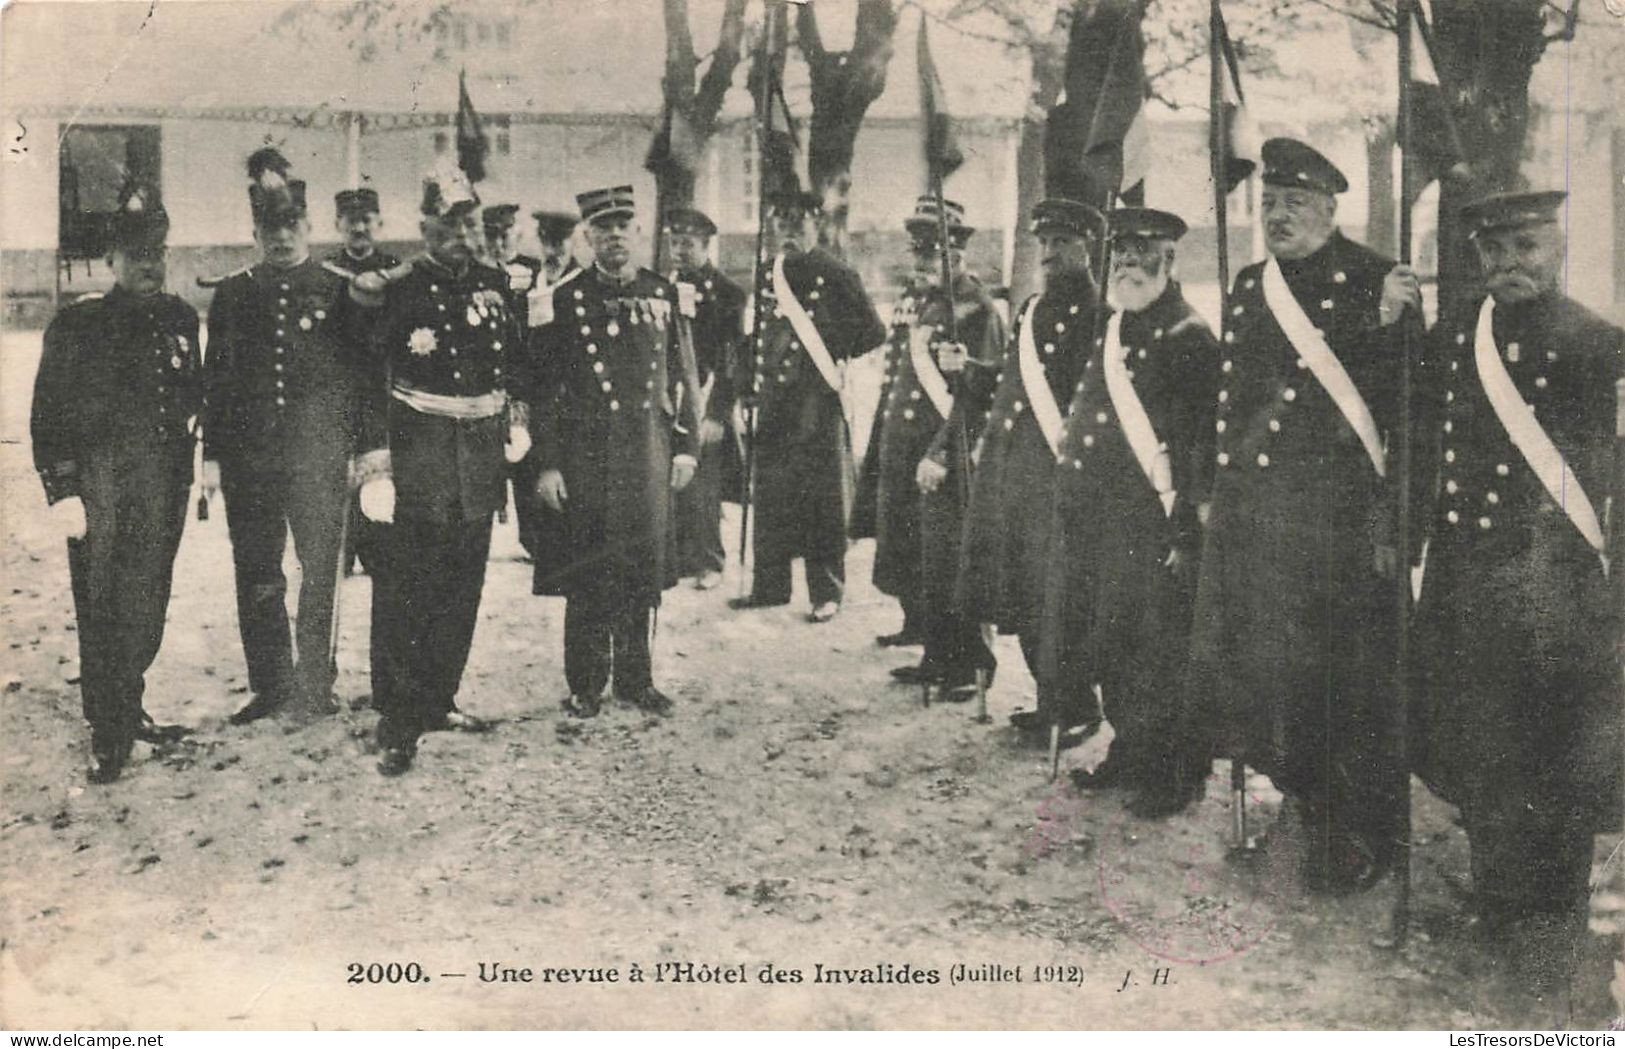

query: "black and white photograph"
xmin=1 ymin=0 xmax=1623 ymax=1032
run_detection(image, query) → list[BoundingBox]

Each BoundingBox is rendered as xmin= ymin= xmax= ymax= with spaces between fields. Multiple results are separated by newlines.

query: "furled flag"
xmin=456 ymin=68 xmax=490 ymax=184
xmin=917 ymin=16 xmax=963 ymax=185
xmin=1405 ymin=0 xmax=1469 ymax=186
xmin=1211 ymin=0 xmax=1260 ymax=193
xmin=1044 ymin=0 xmax=1149 ymax=207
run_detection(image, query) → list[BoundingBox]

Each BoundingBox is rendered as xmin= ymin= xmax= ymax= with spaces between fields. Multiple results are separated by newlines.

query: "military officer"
xmin=1186 ymin=138 xmax=1416 ymax=892
xmin=533 ymin=209 xmax=585 ymax=290
xmin=202 ymin=149 xmax=365 ymax=726
xmin=864 ymin=196 xmax=1004 ymax=692
xmin=955 ymin=196 xmax=1101 ymax=745
xmin=1047 ymin=207 xmax=1218 ymax=816
xmin=328 ymin=187 xmax=400 ymax=580
xmin=727 ymin=187 xmax=887 ymax=622
xmin=32 ymin=186 xmax=200 ymax=783
xmin=530 ymin=185 xmax=699 ymax=717
xmin=1405 ymin=190 xmax=1623 ymax=937
xmin=352 ymin=167 xmax=526 ymax=774
xmin=666 ymin=206 xmax=745 ymax=589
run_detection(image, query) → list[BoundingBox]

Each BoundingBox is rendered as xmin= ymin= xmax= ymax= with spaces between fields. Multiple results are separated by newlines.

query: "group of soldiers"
xmin=30 ymin=134 xmax=1623 ymax=942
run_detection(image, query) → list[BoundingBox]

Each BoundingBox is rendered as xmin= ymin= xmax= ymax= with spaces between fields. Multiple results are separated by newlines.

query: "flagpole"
xmin=1386 ymin=0 xmax=1417 ymax=950
xmin=1210 ymin=0 xmax=1251 ymax=857
xmin=738 ymin=0 xmax=777 ymax=596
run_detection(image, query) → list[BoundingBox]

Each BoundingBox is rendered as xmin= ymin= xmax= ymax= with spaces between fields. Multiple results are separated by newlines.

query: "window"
xmin=58 ymin=124 xmax=160 ymax=259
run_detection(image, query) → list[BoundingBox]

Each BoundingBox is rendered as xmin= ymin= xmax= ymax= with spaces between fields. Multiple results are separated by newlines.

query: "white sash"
xmin=908 ymin=324 xmax=953 ymax=419
xmin=772 ymin=255 xmax=843 ymax=393
xmin=1103 ymin=313 xmax=1176 ymax=515
xmin=1261 ymin=258 xmax=1386 ymax=477
xmin=1016 ymin=297 xmax=1065 ymax=456
xmin=1473 ymin=297 xmax=1606 ymax=559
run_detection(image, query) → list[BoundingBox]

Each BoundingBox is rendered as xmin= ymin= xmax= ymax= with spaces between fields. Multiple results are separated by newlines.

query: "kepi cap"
xmin=334 ymin=187 xmax=380 ymax=216
xmin=576 ymin=185 xmax=636 ymax=225
xmin=904 ymin=195 xmax=973 ymax=247
xmin=532 ymin=210 xmax=578 ymax=243
xmin=482 ymin=203 xmax=521 ymax=230
xmin=1461 ymin=189 xmax=1566 ymax=238
xmin=1261 ymin=137 xmax=1348 ymax=195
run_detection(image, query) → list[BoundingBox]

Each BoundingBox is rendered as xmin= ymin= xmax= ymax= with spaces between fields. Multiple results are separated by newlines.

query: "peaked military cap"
xmin=1461 ymin=189 xmax=1567 ymax=239
xmin=482 ymin=203 xmax=521 ymax=230
xmin=1030 ymin=198 xmax=1104 ymax=238
xmin=764 ymin=188 xmax=823 ymax=216
xmin=664 ymin=207 xmax=718 ymax=238
xmin=246 ymin=147 xmax=307 ymax=228
xmin=1108 ymin=207 xmax=1188 ymax=242
xmin=421 ymin=165 xmax=479 ymax=218
xmin=110 ymin=183 xmax=170 ymax=253
xmin=1261 ymin=137 xmax=1349 ymax=195
xmin=577 ymin=185 xmax=636 ymax=225
xmin=334 ymin=187 xmax=380 ymax=216
xmin=904 ymin=195 xmax=973 ymax=247
xmin=532 ymin=210 xmax=579 ymax=244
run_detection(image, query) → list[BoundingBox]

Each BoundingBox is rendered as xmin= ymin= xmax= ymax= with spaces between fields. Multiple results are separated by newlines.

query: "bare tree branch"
xmin=693 ymin=0 xmax=747 ymax=130
xmin=1542 ymin=0 xmax=1580 ymax=42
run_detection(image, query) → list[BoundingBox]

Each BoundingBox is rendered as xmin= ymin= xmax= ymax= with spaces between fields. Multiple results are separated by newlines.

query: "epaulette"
xmin=1166 ymin=313 xmax=1208 ymax=339
xmin=196 ymin=264 xmax=253 ymax=289
xmin=70 ymin=291 xmax=106 ymax=305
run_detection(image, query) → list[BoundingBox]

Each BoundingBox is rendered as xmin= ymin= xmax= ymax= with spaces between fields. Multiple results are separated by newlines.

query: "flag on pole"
xmin=456 ymin=69 xmax=490 ymax=184
xmin=1406 ymin=1 xmax=1468 ymax=186
xmin=1044 ymin=0 xmax=1148 ymax=207
xmin=917 ymin=17 xmax=963 ymax=184
xmin=1211 ymin=2 xmax=1259 ymax=193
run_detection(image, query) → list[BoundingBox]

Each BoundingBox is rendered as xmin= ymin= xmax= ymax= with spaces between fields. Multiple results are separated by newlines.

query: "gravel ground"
xmin=2 ymin=328 xmax=1620 ymax=1030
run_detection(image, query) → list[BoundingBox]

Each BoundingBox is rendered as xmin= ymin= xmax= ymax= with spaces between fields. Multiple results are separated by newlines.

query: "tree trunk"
xmin=1427 ymin=0 xmax=1551 ymax=321
xmin=797 ymin=0 xmax=898 ymax=258
xmin=1009 ymin=2 xmax=1078 ymax=305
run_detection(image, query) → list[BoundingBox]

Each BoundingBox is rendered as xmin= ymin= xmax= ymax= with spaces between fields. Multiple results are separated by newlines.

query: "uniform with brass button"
xmin=203 ymin=149 xmax=367 ymax=726
xmin=956 ymin=196 xmax=1100 ymax=732
xmin=32 ymin=186 xmax=201 ymax=782
xmin=857 ymin=195 xmax=1004 ymax=691
xmin=665 ymin=206 xmax=746 ymax=585
xmin=1410 ymin=189 xmax=1625 ymax=932
xmin=531 ymin=185 xmax=700 ymax=715
xmin=482 ymin=202 xmax=548 ymax=559
xmin=1043 ymin=207 xmax=1218 ymax=817
xmin=354 ymin=166 xmax=523 ymax=772
xmin=729 ymin=187 xmax=886 ymax=619
xmin=1186 ymin=139 xmax=1409 ymax=892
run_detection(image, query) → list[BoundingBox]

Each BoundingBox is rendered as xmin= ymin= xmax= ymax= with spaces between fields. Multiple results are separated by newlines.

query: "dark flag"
xmin=1211 ymin=1 xmax=1259 ymax=193
xmin=1045 ymin=0 xmax=1148 ymax=207
xmin=456 ymin=69 xmax=490 ymax=184
xmin=917 ymin=18 xmax=963 ymax=183
xmin=1406 ymin=2 xmax=1468 ymax=186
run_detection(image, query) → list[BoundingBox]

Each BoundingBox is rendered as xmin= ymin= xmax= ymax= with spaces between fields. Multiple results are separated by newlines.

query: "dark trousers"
xmin=1466 ymin=805 xmax=1594 ymax=926
xmin=509 ymin=455 xmax=543 ymax=560
xmin=68 ymin=454 xmax=188 ymax=752
xmin=752 ymin=556 xmax=844 ymax=607
xmin=921 ymin=608 xmax=994 ymax=679
xmin=372 ymin=514 xmax=493 ymax=747
xmin=564 ymin=592 xmax=654 ymax=700
xmin=674 ymin=438 xmax=726 ymax=576
xmin=221 ymin=460 xmax=348 ymax=705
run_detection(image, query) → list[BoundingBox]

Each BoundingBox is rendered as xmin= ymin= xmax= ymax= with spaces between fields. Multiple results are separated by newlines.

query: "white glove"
xmin=504 ymin=423 xmax=532 ymax=464
xmin=50 ymin=497 xmax=87 ymax=540
xmin=359 ymin=477 xmax=396 ymax=523
xmin=528 ymin=282 xmax=554 ymax=326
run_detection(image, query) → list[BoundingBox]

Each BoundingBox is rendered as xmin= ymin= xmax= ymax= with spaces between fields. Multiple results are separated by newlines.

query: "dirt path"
xmin=1 ymin=331 xmax=1618 ymax=1030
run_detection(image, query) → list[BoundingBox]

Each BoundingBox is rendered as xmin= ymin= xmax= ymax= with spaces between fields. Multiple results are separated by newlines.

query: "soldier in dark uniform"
xmin=1046 ymin=207 xmax=1218 ymax=816
xmin=530 ymin=185 xmax=699 ymax=717
xmin=727 ymin=188 xmax=887 ymax=622
xmin=1186 ymin=139 xmax=1416 ymax=892
xmin=202 ymin=149 xmax=365 ymax=726
xmin=864 ymin=196 xmax=1004 ymax=692
xmin=351 ymin=167 xmax=525 ymax=774
xmin=328 ymin=187 xmax=400 ymax=580
xmin=482 ymin=203 xmax=546 ymax=559
xmin=955 ymin=197 xmax=1101 ymax=745
xmin=1403 ymin=190 xmax=1623 ymax=938
xmin=666 ymin=206 xmax=745 ymax=590
xmin=32 ymin=186 xmax=200 ymax=783
xmin=532 ymin=210 xmax=585 ymax=290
